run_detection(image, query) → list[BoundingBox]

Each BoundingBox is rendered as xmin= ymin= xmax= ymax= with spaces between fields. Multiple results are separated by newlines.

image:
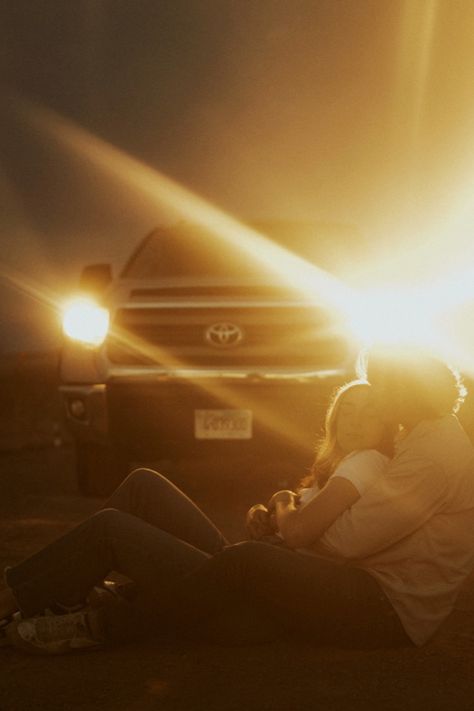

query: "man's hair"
xmin=357 ymin=346 xmax=466 ymax=418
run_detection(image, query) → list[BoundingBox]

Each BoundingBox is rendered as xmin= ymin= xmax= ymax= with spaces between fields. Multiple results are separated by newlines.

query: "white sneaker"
xmin=7 ymin=610 xmax=102 ymax=655
xmin=0 ymin=612 xmax=21 ymax=648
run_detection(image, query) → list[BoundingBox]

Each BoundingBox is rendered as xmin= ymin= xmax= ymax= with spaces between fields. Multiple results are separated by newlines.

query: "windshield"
xmin=122 ymin=221 xmax=360 ymax=280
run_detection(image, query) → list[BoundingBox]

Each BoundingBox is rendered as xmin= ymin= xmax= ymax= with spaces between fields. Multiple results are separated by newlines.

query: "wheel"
xmin=75 ymin=442 xmax=130 ymax=497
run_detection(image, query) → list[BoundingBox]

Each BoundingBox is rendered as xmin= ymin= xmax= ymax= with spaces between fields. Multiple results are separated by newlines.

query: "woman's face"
xmin=335 ymin=386 xmax=386 ymax=454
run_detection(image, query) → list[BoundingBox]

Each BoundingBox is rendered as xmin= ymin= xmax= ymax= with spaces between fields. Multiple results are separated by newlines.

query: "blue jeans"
xmin=6 ymin=468 xmax=225 ymax=614
xmin=5 ymin=469 xmax=410 ymax=648
xmin=178 ymin=541 xmax=411 ymax=648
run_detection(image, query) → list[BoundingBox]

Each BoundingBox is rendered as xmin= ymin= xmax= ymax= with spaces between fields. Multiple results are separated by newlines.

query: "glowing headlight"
xmin=62 ymin=297 xmax=110 ymax=346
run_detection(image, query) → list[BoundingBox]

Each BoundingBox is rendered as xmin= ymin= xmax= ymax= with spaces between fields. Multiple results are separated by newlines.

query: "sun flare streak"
xmin=6 ymin=93 xmax=474 ymax=383
xmin=0 ymin=263 xmax=61 ymax=313
xmin=9 ymin=95 xmax=352 ymax=316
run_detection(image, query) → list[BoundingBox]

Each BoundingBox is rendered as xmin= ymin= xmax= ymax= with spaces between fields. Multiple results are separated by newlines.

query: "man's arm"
xmin=318 ymin=457 xmax=447 ymax=560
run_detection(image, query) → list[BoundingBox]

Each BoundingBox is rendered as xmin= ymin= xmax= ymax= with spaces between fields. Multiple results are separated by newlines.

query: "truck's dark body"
xmin=60 ymin=222 xmax=357 ymax=494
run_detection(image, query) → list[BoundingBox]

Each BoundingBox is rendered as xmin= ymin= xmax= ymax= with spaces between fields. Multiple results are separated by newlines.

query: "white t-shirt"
xmin=298 ymin=449 xmax=389 ymax=508
xmin=317 ymin=415 xmax=474 ymax=646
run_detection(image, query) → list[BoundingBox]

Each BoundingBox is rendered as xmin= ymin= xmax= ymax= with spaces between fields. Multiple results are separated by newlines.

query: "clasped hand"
xmin=245 ymin=490 xmax=297 ymax=541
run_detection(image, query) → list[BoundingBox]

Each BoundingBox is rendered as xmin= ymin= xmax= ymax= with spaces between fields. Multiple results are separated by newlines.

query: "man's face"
xmin=365 ymin=376 xmax=403 ymax=427
xmin=336 ymin=386 xmax=387 ymax=454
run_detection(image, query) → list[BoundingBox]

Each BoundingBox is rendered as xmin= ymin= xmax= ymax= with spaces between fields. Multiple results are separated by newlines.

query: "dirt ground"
xmin=1 ymin=446 xmax=474 ymax=711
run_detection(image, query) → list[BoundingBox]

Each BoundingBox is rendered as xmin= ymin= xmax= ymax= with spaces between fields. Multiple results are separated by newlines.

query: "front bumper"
xmin=60 ymin=369 xmax=349 ymax=458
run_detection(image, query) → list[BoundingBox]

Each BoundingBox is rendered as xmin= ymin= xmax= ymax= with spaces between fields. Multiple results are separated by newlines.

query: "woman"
xmin=246 ymin=379 xmax=394 ymax=546
xmin=0 ymin=379 xmax=395 ymax=653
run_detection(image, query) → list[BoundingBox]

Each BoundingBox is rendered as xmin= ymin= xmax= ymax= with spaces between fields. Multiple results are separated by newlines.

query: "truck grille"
xmin=106 ymin=306 xmax=350 ymax=368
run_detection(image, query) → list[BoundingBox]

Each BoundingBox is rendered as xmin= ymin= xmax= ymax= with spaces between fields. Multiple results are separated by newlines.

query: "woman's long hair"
xmin=299 ymin=380 xmax=395 ymax=491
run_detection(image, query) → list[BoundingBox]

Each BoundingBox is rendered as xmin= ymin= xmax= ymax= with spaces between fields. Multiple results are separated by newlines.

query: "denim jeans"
xmin=177 ymin=541 xmax=411 ymax=648
xmin=5 ymin=469 xmax=411 ymax=648
xmin=6 ymin=468 xmax=226 ymax=617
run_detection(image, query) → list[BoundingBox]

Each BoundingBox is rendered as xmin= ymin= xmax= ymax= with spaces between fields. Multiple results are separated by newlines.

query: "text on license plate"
xmin=194 ymin=409 xmax=253 ymax=439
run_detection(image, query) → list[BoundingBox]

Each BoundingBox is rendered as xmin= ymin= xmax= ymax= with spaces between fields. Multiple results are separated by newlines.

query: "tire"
xmin=75 ymin=442 xmax=130 ymax=497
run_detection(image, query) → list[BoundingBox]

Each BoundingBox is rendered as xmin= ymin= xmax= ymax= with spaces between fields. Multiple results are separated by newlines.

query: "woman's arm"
xmin=269 ymin=478 xmax=360 ymax=549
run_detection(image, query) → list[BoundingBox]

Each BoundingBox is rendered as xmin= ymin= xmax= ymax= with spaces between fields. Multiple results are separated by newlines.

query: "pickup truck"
xmin=59 ymin=220 xmax=358 ymax=495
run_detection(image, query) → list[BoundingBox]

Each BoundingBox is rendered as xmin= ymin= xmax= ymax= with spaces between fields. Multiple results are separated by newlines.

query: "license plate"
xmin=194 ymin=409 xmax=253 ymax=439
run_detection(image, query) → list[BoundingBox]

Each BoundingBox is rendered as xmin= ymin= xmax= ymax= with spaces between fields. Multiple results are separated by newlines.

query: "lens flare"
xmin=6 ymin=93 xmax=474 ymax=397
xmin=349 ymin=286 xmax=437 ymax=349
xmin=9 ymin=95 xmax=352 ymax=315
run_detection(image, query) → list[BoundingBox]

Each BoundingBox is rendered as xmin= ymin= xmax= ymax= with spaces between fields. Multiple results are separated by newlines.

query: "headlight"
xmin=62 ymin=297 xmax=110 ymax=346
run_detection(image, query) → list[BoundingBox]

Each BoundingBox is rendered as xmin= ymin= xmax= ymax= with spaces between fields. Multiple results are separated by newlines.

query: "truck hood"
xmin=106 ymin=276 xmax=326 ymax=306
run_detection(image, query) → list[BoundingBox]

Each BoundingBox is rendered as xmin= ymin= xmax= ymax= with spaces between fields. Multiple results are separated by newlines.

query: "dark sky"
xmin=1 ymin=1 xmax=474 ymax=351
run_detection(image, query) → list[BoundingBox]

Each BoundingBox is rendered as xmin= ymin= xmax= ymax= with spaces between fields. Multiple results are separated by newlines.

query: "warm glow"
xmin=349 ymin=286 xmax=438 ymax=349
xmin=347 ymin=271 xmax=474 ymax=382
xmin=7 ymin=95 xmax=474 ymax=384
xmin=10 ymin=96 xmax=353 ymax=317
xmin=62 ymin=297 xmax=109 ymax=346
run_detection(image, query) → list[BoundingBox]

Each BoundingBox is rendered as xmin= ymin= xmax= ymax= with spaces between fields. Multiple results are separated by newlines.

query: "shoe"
xmin=0 ymin=612 xmax=21 ymax=648
xmin=6 ymin=610 xmax=102 ymax=655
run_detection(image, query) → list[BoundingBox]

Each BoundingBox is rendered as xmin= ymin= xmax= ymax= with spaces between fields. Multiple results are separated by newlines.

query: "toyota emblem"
xmin=205 ymin=322 xmax=244 ymax=348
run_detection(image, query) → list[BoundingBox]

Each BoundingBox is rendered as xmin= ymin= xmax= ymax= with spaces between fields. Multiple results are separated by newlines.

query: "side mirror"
xmin=79 ymin=264 xmax=112 ymax=294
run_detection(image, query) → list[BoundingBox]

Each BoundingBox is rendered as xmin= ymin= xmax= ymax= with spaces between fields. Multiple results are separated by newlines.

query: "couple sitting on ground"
xmin=1 ymin=345 xmax=474 ymax=654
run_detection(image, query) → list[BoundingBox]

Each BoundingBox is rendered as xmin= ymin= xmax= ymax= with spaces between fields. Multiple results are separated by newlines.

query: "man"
xmin=315 ymin=346 xmax=474 ymax=645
